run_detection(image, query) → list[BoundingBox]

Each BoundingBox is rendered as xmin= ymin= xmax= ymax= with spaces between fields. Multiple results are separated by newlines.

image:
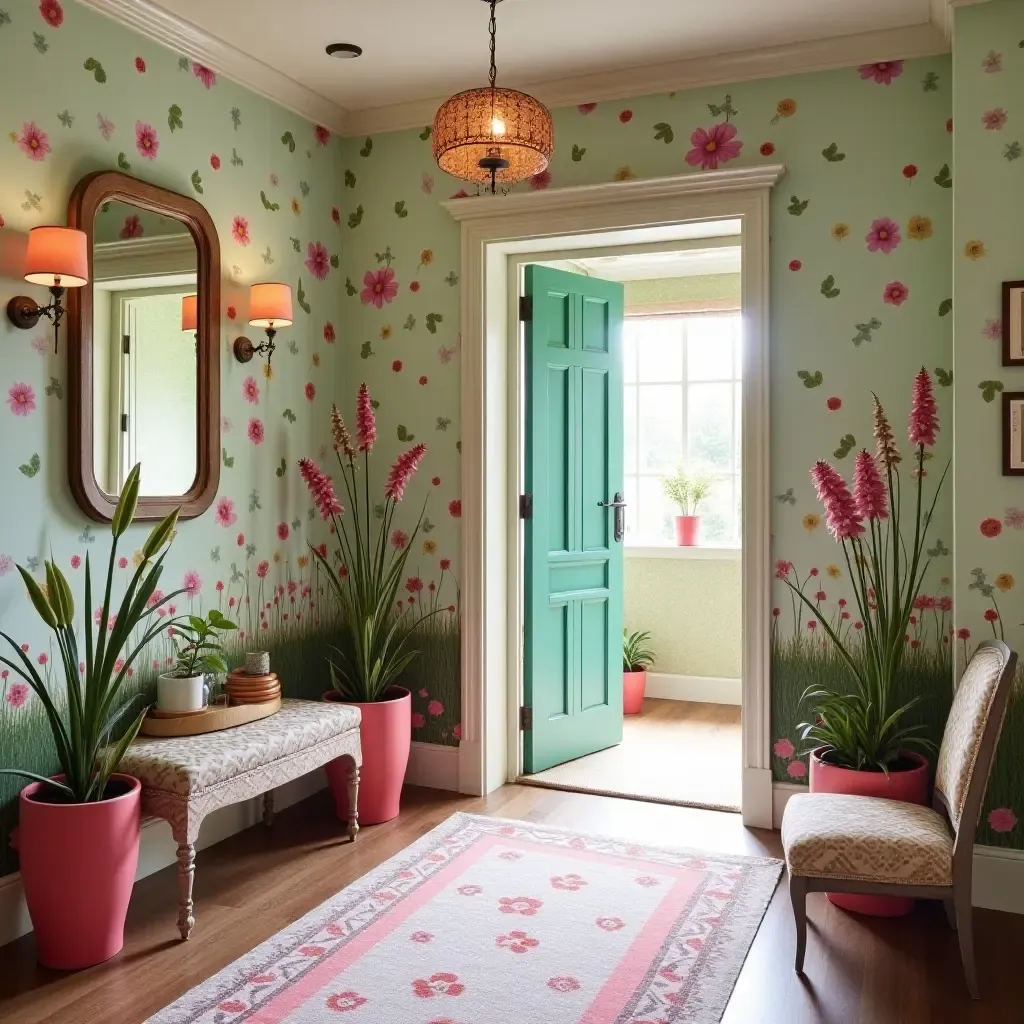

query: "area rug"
xmin=149 ymin=812 xmax=782 ymax=1024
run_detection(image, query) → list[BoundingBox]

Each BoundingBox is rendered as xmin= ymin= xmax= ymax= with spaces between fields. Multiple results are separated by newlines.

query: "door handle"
xmin=597 ymin=492 xmax=627 ymax=543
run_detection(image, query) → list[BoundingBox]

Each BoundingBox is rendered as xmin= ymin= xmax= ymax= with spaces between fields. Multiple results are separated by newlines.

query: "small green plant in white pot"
xmin=157 ymin=609 xmax=236 ymax=713
xmin=622 ymin=629 xmax=656 ymax=715
xmin=662 ymin=465 xmax=714 ymax=546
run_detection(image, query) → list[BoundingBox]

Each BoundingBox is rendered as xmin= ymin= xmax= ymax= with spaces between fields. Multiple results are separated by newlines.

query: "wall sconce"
xmin=6 ymin=226 xmax=89 ymax=353
xmin=233 ymin=283 xmax=292 ymax=368
xmin=181 ymin=293 xmax=197 ymax=335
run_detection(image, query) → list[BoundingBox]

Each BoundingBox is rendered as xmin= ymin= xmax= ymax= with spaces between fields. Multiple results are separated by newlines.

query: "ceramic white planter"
xmin=157 ymin=673 xmax=207 ymax=713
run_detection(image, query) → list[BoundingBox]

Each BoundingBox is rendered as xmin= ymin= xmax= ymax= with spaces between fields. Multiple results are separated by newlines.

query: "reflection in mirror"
xmin=92 ymin=200 xmax=198 ymax=497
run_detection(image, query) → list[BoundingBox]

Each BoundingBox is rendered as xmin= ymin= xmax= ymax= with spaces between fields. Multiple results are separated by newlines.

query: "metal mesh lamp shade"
xmin=433 ymin=86 xmax=553 ymax=187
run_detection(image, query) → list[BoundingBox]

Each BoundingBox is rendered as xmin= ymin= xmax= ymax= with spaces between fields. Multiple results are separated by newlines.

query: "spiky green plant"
xmin=0 ymin=465 xmax=183 ymax=802
xmin=623 ymin=629 xmax=656 ymax=672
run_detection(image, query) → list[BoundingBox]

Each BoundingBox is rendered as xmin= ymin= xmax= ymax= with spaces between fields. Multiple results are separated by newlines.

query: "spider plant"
xmin=662 ymin=464 xmax=715 ymax=516
xmin=623 ymin=629 xmax=656 ymax=673
xmin=0 ymin=465 xmax=183 ymax=802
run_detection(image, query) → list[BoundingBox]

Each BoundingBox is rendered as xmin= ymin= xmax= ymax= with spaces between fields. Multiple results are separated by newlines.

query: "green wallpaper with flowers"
xmin=0 ymin=0 xmax=352 ymax=876
xmin=951 ymin=0 xmax=1024 ymax=848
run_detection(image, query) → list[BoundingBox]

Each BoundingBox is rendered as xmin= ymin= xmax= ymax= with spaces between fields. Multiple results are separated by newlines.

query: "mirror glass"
xmin=91 ymin=200 xmax=199 ymax=497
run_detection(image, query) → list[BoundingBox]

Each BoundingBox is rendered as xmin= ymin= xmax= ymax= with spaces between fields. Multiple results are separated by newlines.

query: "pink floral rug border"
xmin=148 ymin=812 xmax=782 ymax=1023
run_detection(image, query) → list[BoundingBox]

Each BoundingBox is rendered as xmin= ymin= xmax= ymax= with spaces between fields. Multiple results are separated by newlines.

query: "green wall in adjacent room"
xmin=623 ymin=273 xmax=741 ymax=307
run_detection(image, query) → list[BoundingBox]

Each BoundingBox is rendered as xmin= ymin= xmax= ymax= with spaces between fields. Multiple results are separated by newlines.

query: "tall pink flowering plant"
xmin=300 ymin=385 xmax=437 ymax=702
xmin=781 ymin=368 xmax=949 ymax=771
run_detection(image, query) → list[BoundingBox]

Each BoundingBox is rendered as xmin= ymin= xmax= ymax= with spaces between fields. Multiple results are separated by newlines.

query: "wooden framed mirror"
xmin=67 ymin=171 xmax=221 ymax=521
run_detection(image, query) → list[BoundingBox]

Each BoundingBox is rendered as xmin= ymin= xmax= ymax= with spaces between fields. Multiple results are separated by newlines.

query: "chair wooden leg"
xmin=943 ymin=897 xmax=957 ymax=931
xmin=790 ymin=875 xmax=809 ymax=974
xmin=954 ymin=888 xmax=979 ymax=999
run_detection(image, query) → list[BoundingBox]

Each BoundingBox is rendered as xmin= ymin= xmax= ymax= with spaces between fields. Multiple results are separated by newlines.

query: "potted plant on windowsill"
xmin=622 ymin=629 xmax=656 ymax=715
xmin=301 ymin=385 xmax=441 ymax=826
xmin=0 ymin=465 xmax=183 ymax=969
xmin=779 ymin=369 xmax=948 ymax=918
xmin=662 ymin=464 xmax=714 ymax=546
xmin=157 ymin=610 xmax=236 ymax=713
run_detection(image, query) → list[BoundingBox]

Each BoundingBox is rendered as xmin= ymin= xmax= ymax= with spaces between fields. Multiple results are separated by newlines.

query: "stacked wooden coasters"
xmin=225 ymin=651 xmax=281 ymax=705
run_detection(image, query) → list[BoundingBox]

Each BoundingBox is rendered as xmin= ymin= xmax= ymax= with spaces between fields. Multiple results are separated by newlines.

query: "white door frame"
xmin=443 ymin=166 xmax=785 ymax=828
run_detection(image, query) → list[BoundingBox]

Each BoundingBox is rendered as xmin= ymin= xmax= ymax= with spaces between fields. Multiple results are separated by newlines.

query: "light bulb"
xmin=491 ymin=116 xmax=506 ymax=137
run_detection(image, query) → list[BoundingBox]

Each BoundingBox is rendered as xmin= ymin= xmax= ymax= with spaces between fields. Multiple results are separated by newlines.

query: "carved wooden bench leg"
xmin=347 ymin=761 xmax=360 ymax=842
xmin=263 ymin=789 xmax=275 ymax=827
xmin=175 ymin=840 xmax=196 ymax=940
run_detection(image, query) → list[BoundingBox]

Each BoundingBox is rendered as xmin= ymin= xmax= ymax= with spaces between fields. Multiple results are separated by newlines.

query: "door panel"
xmin=523 ymin=265 xmax=625 ymax=774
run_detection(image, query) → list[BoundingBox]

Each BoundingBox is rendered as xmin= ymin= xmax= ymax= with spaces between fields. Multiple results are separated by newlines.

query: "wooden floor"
xmin=2 ymin=783 xmax=1023 ymax=1023
xmin=522 ymin=698 xmax=742 ymax=810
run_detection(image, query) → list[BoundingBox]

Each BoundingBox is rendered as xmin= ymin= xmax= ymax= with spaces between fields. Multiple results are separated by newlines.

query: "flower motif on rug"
xmin=410 ymin=930 xmax=434 ymax=943
xmin=547 ymin=976 xmax=582 ymax=992
xmin=412 ymin=972 xmax=466 ymax=999
xmin=596 ymin=916 xmax=626 ymax=932
xmin=550 ymin=873 xmax=587 ymax=891
xmin=457 ymin=884 xmax=482 ymax=896
xmin=496 ymin=929 xmax=540 ymax=954
xmin=325 ymin=991 xmax=368 ymax=1011
xmin=635 ymin=875 xmax=661 ymax=887
xmin=498 ymin=895 xmax=543 ymax=915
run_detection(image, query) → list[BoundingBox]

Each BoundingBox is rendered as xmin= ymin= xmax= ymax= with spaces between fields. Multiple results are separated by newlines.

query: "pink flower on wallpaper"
xmin=135 ymin=122 xmax=159 ymax=160
xmin=274 ymin=522 xmax=290 ymax=543
xmin=232 ymin=216 xmax=251 ymax=246
xmin=578 ymin=103 xmax=597 ymax=115
xmin=31 ymin=336 xmax=49 ymax=355
xmin=314 ymin=124 xmax=331 ymax=146
xmin=70 ymin=554 xmax=81 ymax=569
xmin=883 ymin=281 xmax=909 ymax=306
xmin=305 ymin=241 xmax=330 ymax=280
xmin=685 ymin=122 xmax=743 ymax=171
xmin=858 ymin=61 xmax=904 ymax=85
xmin=192 ymin=62 xmax=217 ymax=88
xmin=760 ymin=141 xmax=775 ymax=157
xmin=529 ymin=170 xmax=552 ymax=190
xmin=117 ymin=556 xmax=128 ymax=568
xmin=215 ymin=496 xmax=237 ymax=527
xmin=146 ymin=589 xmax=164 ymax=609
xmin=210 ymin=154 xmax=221 ymax=170
xmin=773 ymin=738 xmax=795 ymax=759
xmin=360 ymin=268 xmax=398 ymax=308
xmin=39 ymin=0 xmax=64 ymax=27
xmin=984 ymin=319 xmax=1002 ymax=340
xmin=257 ymin=560 xmax=270 ymax=579
xmin=787 ymin=760 xmax=807 ymax=779
xmin=1005 ymin=507 xmax=1024 ymax=530
xmin=97 ymin=114 xmax=115 ymax=141
xmin=0 ymin=555 xmax=15 ymax=577
xmin=405 ymin=576 xmax=424 ymax=594
xmin=988 ymin=807 xmax=1017 ymax=833
xmin=323 ymin=322 xmax=336 ymax=343
xmin=242 ymin=376 xmax=260 ymax=404
xmin=428 ymin=699 xmax=444 ymax=717
xmin=18 ymin=122 xmax=50 ymax=162
xmin=6 ymin=683 xmax=29 ymax=708
xmin=134 ymin=57 xmax=146 ymax=73
xmin=8 ymin=383 xmax=36 ymax=416
xmin=982 ymin=50 xmax=1003 ymax=74
xmin=117 ymin=213 xmax=146 ymax=241
xmin=390 ymin=529 xmax=409 ymax=550
xmin=982 ymin=108 xmax=1008 ymax=131
xmin=448 ymin=499 xmax=462 ymax=518
xmin=183 ymin=571 xmax=202 ymax=599
xmin=865 ymin=217 xmax=901 ymax=254
xmin=248 ymin=417 xmax=265 ymax=444
xmin=412 ymin=712 xmax=425 ymax=729
xmin=439 ymin=344 xmax=457 ymax=364
xmin=304 ymin=382 xmax=316 ymax=402
xmin=453 ymin=722 xmax=462 ymax=740
xmin=980 ymin=517 xmax=1002 ymax=538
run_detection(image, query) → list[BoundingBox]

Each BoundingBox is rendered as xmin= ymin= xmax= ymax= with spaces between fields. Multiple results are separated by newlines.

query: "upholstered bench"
xmin=119 ymin=697 xmax=361 ymax=940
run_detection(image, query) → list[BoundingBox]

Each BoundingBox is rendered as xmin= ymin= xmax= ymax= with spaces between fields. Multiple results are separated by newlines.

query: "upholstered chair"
xmin=781 ymin=639 xmax=1018 ymax=999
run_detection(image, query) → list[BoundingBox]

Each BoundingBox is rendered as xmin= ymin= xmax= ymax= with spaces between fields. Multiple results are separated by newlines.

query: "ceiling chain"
xmin=488 ymin=0 xmax=498 ymax=88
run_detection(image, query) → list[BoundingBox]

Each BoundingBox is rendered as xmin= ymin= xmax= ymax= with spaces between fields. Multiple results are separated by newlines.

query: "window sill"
xmin=625 ymin=545 xmax=741 ymax=561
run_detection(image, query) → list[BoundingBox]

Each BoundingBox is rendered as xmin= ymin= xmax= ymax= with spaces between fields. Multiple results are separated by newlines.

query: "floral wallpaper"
xmin=951 ymin=0 xmax=1024 ymax=849
xmin=0 ymin=0 xmax=350 ymax=876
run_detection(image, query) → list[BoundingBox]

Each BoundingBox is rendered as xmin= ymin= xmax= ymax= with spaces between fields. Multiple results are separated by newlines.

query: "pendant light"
xmin=433 ymin=0 xmax=554 ymax=194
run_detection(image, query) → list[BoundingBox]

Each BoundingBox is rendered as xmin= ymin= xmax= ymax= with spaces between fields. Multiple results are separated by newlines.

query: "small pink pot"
xmin=18 ymin=774 xmax=141 ymax=969
xmin=324 ymin=687 xmax=411 ymax=826
xmin=809 ymin=747 xmax=930 ymax=917
xmin=623 ymin=671 xmax=647 ymax=715
xmin=674 ymin=515 xmax=700 ymax=546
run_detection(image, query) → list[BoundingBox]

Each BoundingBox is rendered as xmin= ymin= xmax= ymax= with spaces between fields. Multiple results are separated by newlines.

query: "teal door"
xmin=523 ymin=265 xmax=625 ymax=775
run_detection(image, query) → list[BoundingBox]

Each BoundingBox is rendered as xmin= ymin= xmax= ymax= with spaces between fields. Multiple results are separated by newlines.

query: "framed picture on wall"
xmin=1005 ymin=392 xmax=1024 ymax=476
xmin=1003 ymin=281 xmax=1024 ymax=365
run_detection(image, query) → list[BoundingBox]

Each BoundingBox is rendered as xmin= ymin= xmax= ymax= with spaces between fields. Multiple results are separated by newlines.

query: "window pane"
xmin=634 ymin=318 xmax=683 ymax=383
xmin=699 ymin=477 xmax=737 ymax=546
xmin=638 ymin=475 xmax=675 ymax=544
xmin=687 ymin=316 xmax=736 ymax=381
xmin=623 ymin=476 xmax=639 ymax=544
xmin=688 ymin=382 xmax=733 ymax=472
xmin=623 ymin=319 xmax=638 ymax=384
xmin=638 ymin=384 xmax=683 ymax=474
xmin=624 ymin=385 xmax=637 ymax=474
xmin=734 ymin=381 xmax=743 ymax=474
xmin=734 ymin=316 xmax=744 ymax=379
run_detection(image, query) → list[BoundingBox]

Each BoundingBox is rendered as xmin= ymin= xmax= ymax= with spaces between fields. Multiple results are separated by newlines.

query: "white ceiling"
xmin=571 ymin=246 xmax=742 ymax=281
xmin=83 ymin=0 xmax=952 ymax=133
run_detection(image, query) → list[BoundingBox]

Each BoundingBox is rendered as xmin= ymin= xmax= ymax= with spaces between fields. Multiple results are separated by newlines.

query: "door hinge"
xmin=122 ymin=334 xmax=130 ymax=355
xmin=520 ymin=706 xmax=533 ymax=731
xmin=120 ymin=413 xmax=129 ymax=433
xmin=519 ymin=493 xmax=533 ymax=519
xmin=519 ymin=295 xmax=533 ymax=322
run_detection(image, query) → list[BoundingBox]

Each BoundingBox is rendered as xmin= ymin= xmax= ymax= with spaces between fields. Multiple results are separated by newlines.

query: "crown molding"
xmin=441 ymin=165 xmax=787 ymax=222
xmin=345 ymin=22 xmax=948 ymax=137
xmin=76 ymin=0 xmax=350 ymax=132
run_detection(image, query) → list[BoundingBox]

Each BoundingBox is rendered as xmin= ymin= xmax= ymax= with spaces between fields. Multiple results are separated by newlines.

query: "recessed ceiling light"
xmin=326 ymin=43 xmax=362 ymax=59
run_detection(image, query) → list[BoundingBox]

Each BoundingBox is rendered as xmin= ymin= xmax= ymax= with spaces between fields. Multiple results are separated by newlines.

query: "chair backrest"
xmin=934 ymin=640 xmax=1017 ymax=852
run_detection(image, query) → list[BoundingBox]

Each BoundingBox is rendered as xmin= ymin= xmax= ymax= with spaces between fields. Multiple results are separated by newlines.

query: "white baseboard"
xmin=742 ymin=766 xmax=774 ymax=829
xmin=645 ymin=672 xmax=742 ymax=705
xmin=406 ymin=741 xmax=460 ymax=792
xmin=772 ymin=782 xmax=1024 ymax=914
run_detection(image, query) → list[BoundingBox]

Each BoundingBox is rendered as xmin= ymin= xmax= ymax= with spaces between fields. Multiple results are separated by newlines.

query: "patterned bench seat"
xmin=119 ymin=698 xmax=361 ymax=939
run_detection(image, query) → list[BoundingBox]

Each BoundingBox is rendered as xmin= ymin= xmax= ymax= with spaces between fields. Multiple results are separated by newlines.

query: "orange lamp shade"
xmin=249 ymin=283 xmax=293 ymax=328
xmin=181 ymin=294 xmax=198 ymax=333
xmin=24 ymin=226 xmax=89 ymax=287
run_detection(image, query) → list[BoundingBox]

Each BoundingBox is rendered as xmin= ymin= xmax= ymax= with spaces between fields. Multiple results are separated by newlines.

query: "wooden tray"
xmin=139 ymin=697 xmax=281 ymax=737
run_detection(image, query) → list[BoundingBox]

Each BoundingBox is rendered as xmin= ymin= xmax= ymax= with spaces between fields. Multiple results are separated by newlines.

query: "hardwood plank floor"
xmin=1 ymin=783 xmax=1022 ymax=1023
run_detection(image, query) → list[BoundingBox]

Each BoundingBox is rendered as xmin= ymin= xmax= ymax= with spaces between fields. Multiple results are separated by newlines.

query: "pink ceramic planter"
xmin=674 ymin=515 xmax=700 ymax=546
xmin=623 ymin=671 xmax=647 ymax=715
xmin=18 ymin=773 xmax=141 ymax=969
xmin=325 ymin=687 xmax=411 ymax=825
xmin=809 ymin=747 xmax=930 ymax=917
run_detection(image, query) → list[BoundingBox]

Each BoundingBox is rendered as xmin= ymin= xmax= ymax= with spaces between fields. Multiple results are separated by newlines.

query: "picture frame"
xmin=1003 ymin=281 xmax=1024 ymax=366
xmin=1004 ymin=392 xmax=1024 ymax=477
